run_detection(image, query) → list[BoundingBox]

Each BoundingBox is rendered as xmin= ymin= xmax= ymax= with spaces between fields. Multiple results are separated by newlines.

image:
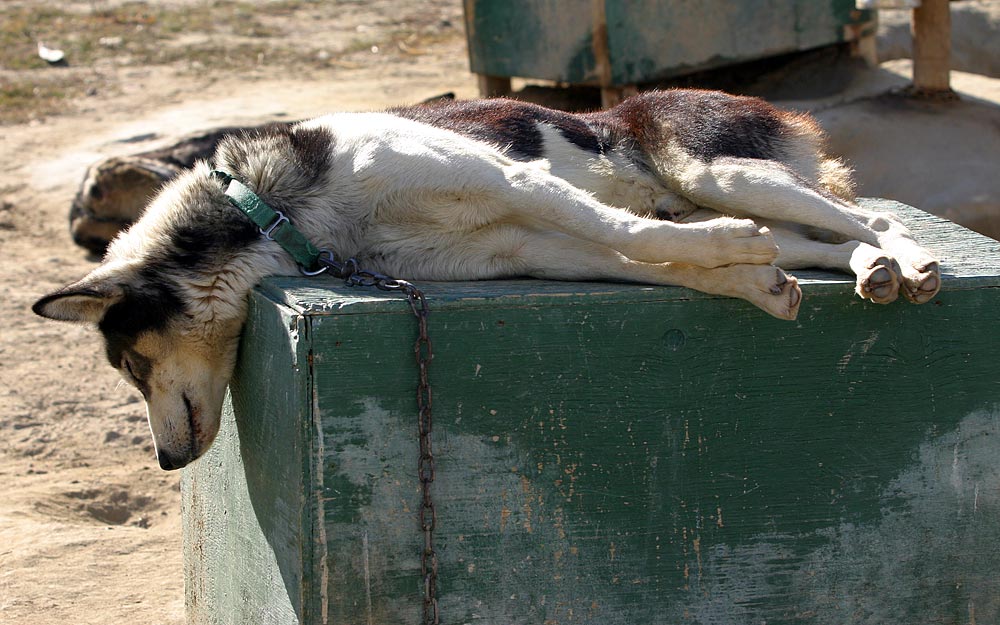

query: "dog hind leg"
xmin=769 ymin=226 xmax=902 ymax=304
xmin=666 ymin=155 xmax=940 ymax=303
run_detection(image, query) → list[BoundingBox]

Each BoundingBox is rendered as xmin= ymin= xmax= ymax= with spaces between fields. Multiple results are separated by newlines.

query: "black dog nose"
xmin=157 ymin=451 xmax=184 ymax=471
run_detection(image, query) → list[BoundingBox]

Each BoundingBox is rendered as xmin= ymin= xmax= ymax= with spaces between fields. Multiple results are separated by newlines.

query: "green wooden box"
xmin=463 ymin=0 xmax=874 ymax=87
xmin=183 ymin=201 xmax=1000 ymax=625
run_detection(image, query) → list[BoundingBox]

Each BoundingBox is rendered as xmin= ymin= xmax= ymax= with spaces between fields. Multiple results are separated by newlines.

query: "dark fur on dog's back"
xmin=392 ymin=90 xmax=817 ymax=177
xmin=594 ymin=90 xmax=796 ymax=162
xmin=390 ymin=99 xmax=607 ymax=160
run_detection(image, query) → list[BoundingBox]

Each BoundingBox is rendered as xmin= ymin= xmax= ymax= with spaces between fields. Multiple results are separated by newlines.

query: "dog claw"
xmin=787 ymin=276 xmax=802 ymax=310
xmin=709 ymin=264 xmax=800 ymax=321
xmin=756 ymin=266 xmax=800 ymax=320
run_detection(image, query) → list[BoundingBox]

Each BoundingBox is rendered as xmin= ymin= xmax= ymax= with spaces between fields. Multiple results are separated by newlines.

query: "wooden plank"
xmin=308 ymin=285 xmax=1000 ymax=624
xmin=462 ymin=0 xmax=872 ymax=86
xmin=294 ymin=201 xmax=1000 ymax=623
xmin=602 ymin=0 xmax=872 ymax=84
xmin=463 ymin=0 xmax=599 ymax=84
xmin=476 ymin=74 xmax=512 ymax=98
xmin=182 ymin=295 xmax=319 ymax=625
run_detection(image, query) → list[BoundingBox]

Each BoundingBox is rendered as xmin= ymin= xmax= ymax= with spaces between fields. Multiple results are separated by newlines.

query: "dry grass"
xmin=2 ymin=3 xmax=270 ymax=70
xmin=0 ymin=0 xmax=462 ymax=124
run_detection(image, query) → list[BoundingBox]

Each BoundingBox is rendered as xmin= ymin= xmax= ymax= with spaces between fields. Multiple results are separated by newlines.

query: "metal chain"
xmin=316 ymin=254 xmax=439 ymax=625
xmin=222 ymin=165 xmax=439 ymax=622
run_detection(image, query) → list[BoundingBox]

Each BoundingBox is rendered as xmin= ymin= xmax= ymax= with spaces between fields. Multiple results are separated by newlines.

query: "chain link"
xmin=318 ymin=254 xmax=439 ymax=625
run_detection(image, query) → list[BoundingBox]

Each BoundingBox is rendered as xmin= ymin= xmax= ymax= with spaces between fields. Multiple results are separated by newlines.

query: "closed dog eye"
xmin=121 ymin=355 xmax=140 ymax=383
xmin=121 ymin=353 xmax=149 ymax=392
xmin=119 ymin=350 xmax=153 ymax=398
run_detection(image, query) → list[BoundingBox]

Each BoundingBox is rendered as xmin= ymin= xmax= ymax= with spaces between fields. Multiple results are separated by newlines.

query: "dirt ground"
xmin=0 ymin=2 xmax=474 ymax=623
xmin=2 ymin=2 xmax=999 ymax=624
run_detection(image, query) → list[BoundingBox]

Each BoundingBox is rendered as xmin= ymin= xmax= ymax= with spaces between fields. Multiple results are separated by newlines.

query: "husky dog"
xmin=33 ymin=90 xmax=941 ymax=470
xmin=68 ymin=127 xmax=248 ymax=255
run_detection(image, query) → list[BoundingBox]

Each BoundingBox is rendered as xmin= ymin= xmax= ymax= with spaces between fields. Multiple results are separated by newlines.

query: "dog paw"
xmin=855 ymin=255 xmax=901 ymax=304
xmin=900 ymin=258 xmax=941 ymax=304
xmin=759 ymin=266 xmax=801 ymax=321
xmin=684 ymin=217 xmax=779 ymax=268
xmin=878 ymin=240 xmax=941 ymax=305
xmin=719 ymin=264 xmax=801 ymax=320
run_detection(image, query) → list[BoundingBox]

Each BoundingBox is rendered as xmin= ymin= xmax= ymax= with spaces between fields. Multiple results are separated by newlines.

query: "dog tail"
xmin=818 ymin=157 xmax=856 ymax=202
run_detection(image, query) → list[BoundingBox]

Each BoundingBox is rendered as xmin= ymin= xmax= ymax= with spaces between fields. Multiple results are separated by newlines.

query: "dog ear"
xmin=32 ymin=278 xmax=124 ymax=323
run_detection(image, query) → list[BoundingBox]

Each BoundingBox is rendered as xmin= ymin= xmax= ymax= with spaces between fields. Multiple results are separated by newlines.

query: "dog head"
xmin=70 ymin=156 xmax=181 ymax=255
xmin=36 ymin=123 xmax=335 ymax=469
xmin=35 ymin=162 xmax=283 ymax=470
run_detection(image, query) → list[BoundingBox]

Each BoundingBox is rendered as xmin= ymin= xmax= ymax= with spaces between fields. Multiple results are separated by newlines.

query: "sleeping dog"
xmin=33 ymin=90 xmax=941 ymax=470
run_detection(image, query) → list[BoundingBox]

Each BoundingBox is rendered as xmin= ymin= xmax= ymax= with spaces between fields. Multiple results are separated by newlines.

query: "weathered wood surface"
xmin=183 ymin=301 xmax=315 ymax=624
xmin=463 ymin=0 xmax=873 ymax=86
xmin=184 ymin=200 xmax=1000 ymax=624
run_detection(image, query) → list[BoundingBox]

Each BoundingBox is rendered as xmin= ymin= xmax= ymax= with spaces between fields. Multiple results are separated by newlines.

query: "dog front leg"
xmin=511 ymin=231 xmax=801 ymax=320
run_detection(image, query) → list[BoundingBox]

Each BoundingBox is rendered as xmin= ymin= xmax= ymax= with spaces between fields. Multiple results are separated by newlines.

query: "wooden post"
xmin=911 ymin=0 xmax=953 ymax=94
xmin=600 ymin=85 xmax=638 ymax=109
xmin=477 ymin=74 xmax=512 ymax=98
xmin=591 ymin=0 xmax=614 ymax=108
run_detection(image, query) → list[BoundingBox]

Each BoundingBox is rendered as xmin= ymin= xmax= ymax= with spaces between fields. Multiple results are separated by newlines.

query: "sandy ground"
xmin=1 ymin=2 xmax=999 ymax=624
xmin=0 ymin=2 xmax=474 ymax=623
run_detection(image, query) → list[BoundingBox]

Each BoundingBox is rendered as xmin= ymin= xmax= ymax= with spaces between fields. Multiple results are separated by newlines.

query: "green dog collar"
xmin=211 ymin=169 xmax=326 ymax=272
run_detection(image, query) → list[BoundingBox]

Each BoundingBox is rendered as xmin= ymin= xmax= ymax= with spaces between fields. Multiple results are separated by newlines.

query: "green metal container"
xmin=183 ymin=200 xmax=1000 ymax=625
